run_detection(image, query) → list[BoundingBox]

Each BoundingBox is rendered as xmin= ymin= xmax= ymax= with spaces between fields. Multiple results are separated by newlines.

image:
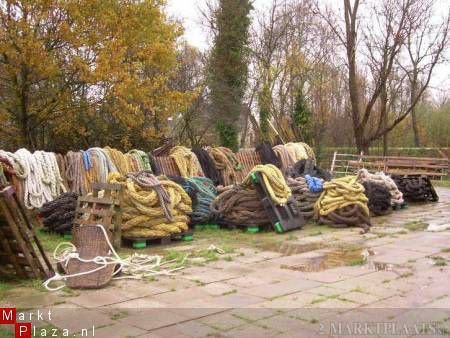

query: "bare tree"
xmin=318 ymin=0 xmax=449 ymax=153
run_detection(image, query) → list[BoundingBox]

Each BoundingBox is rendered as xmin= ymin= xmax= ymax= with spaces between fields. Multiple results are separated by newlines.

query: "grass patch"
xmin=346 ymin=256 xmax=366 ymax=266
xmin=220 ymin=289 xmax=237 ymax=296
xmin=431 ymin=256 xmax=448 ymax=266
xmin=308 ymin=230 xmax=323 ymax=237
xmin=36 ymin=230 xmax=64 ymax=252
xmin=403 ymin=221 xmax=428 ymax=231
xmin=110 ymin=310 xmax=129 ymax=321
xmin=0 ymin=326 xmax=14 ymax=338
xmin=398 ymin=272 xmax=414 ymax=278
xmin=432 ymin=180 xmax=450 ymax=188
xmin=441 ymin=248 xmax=450 ymax=253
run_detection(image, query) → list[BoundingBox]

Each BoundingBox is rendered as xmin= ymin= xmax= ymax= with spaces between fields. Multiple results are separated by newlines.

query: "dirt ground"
xmin=1 ymin=187 xmax=450 ymax=338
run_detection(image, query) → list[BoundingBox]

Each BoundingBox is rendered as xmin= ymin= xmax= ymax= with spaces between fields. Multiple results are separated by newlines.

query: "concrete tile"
xmin=257 ymin=314 xmax=308 ymax=333
xmin=199 ymin=311 xmax=247 ymax=330
xmin=226 ymin=323 xmax=280 ymax=338
xmin=241 ymin=279 xmax=320 ymax=299
xmin=90 ymin=323 xmax=146 ymax=338
xmin=119 ymin=309 xmax=188 ymax=330
xmin=209 ymin=292 xmax=265 ymax=308
xmin=67 ymin=288 xmax=132 ymax=308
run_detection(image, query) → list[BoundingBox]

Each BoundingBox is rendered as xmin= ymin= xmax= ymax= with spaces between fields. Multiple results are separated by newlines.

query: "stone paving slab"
xmin=240 ymin=278 xmax=320 ymax=299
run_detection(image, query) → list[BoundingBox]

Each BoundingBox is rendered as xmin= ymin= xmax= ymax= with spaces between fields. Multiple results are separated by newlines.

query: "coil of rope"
xmin=104 ymin=147 xmax=131 ymax=175
xmin=392 ymin=175 xmax=438 ymax=202
xmin=357 ymin=169 xmax=404 ymax=206
xmin=39 ymin=192 xmax=79 ymax=234
xmin=208 ymin=147 xmax=242 ymax=186
xmin=287 ymin=176 xmax=322 ymax=220
xmin=256 ymin=142 xmax=282 ymax=168
xmin=65 ymin=151 xmax=86 ymax=195
xmin=272 ymin=145 xmax=295 ymax=172
xmin=14 ymin=149 xmax=49 ymax=209
xmin=127 ymin=149 xmax=152 ymax=171
xmin=191 ymin=147 xmax=220 ymax=185
xmin=87 ymin=148 xmax=117 ymax=183
xmin=171 ymin=176 xmax=217 ymax=224
xmin=288 ymin=159 xmax=332 ymax=181
xmin=169 ymin=146 xmax=201 ymax=178
xmin=210 ymin=185 xmax=270 ymax=228
xmin=108 ymin=171 xmax=192 ymax=239
xmin=361 ymin=181 xmax=392 ymax=216
xmin=242 ymin=164 xmax=291 ymax=205
xmin=315 ymin=175 xmax=371 ymax=232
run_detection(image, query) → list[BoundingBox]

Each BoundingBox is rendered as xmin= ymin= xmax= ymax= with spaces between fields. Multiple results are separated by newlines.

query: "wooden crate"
xmin=74 ymin=183 xmax=123 ymax=249
xmin=0 ymin=186 xmax=54 ymax=279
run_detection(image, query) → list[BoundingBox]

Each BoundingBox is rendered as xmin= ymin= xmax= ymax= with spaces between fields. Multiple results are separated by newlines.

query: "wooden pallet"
xmin=123 ymin=231 xmax=194 ymax=249
xmin=0 ymin=186 xmax=54 ymax=279
xmin=74 ymin=182 xmax=123 ymax=249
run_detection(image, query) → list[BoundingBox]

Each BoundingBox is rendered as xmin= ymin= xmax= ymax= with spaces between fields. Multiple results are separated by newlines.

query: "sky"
xmin=166 ymin=0 xmax=450 ymax=98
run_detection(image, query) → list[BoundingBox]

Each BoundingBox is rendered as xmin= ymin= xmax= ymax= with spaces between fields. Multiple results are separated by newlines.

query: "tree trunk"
xmin=410 ymin=71 xmax=420 ymax=147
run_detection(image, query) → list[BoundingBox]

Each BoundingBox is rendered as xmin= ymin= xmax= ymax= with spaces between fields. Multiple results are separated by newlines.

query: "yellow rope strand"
xmin=169 ymin=146 xmax=200 ymax=178
xmin=242 ymin=164 xmax=292 ymax=205
xmin=315 ymin=175 xmax=369 ymax=217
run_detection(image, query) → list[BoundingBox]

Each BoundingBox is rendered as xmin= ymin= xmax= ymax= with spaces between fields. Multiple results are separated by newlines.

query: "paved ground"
xmin=1 ymin=187 xmax=450 ymax=338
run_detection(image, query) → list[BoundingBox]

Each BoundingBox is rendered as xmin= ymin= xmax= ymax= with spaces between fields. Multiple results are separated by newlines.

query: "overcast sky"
xmin=166 ymin=0 xmax=450 ymax=98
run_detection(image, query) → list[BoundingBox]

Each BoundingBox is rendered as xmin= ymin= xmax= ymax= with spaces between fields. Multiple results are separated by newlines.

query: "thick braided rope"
xmin=208 ymin=147 xmax=241 ymax=185
xmin=108 ymin=172 xmax=192 ymax=239
xmin=285 ymin=143 xmax=309 ymax=162
xmin=272 ymin=145 xmax=295 ymax=170
xmin=357 ymin=169 xmax=404 ymax=205
xmin=104 ymin=147 xmax=131 ymax=175
xmin=0 ymin=150 xmax=27 ymax=178
xmin=287 ymin=176 xmax=321 ymax=220
xmin=169 ymin=146 xmax=200 ymax=178
xmin=211 ymin=185 xmax=269 ymax=227
xmin=127 ymin=149 xmax=152 ymax=171
xmin=315 ymin=175 xmax=370 ymax=217
xmin=87 ymin=147 xmax=118 ymax=182
xmin=14 ymin=148 xmax=47 ymax=208
xmin=183 ymin=177 xmax=217 ymax=224
xmin=242 ymin=164 xmax=291 ymax=205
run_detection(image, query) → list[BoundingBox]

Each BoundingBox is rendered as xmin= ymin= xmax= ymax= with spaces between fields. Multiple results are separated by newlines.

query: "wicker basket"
xmin=64 ymin=225 xmax=116 ymax=289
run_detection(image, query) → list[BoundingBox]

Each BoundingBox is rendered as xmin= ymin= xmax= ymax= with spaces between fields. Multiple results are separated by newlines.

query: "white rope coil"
xmin=43 ymin=224 xmax=186 ymax=291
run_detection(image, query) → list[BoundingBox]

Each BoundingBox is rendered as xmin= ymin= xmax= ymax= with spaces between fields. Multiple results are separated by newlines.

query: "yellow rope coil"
xmin=108 ymin=172 xmax=192 ymax=239
xmin=104 ymin=147 xmax=131 ymax=175
xmin=315 ymin=175 xmax=369 ymax=217
xmin=169 ymin=146 xmax=200 ymax=178
xmin=242 ymin=164 xmax=292 ymax=205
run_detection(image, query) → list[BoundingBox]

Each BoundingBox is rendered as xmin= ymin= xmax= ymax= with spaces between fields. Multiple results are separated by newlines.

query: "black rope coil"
xmin=191 ymin=147 xmax=220 ymax=186
xmin=256 ymin=142 xmax=281 ymax=169
xmin=392 ymin=175 xmax=438 ymax=202
xmin=39 ymin=192 xmax=79 ymax=234
xmin=362 ymin=181 xmax=392 ymax=216
xmin=287 ymin=177 xmax=321 ymax=220
xmin=288 ymin=159 xmax=332 ymax=181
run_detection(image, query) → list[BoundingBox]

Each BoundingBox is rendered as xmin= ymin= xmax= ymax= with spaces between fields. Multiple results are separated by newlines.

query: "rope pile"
xmin=208 ymin=147 xmax=242 ymax=186
xmin=284 ymin=142 xmax=316 ymax=163
xmin=287 ymin=177 xmax=322 ymax=220
xmin=256 ymin=142 xmax=281 ymax=168
xmin=356 ymin=169 xmax=404 ymax=206
xmin=272 ymin=145 xmax=295 ymax=172
xmin=315 ymin=175 xmax=371 ymax=232
xmin=169 ymin=146 xmax=202 ymax=178
xmin=171 ymin=176 xmax=217 ymax=224
xmin=361 ymin=181 xmax=392 ymax=216
xmin=127 ymin=150 xmax=152 ymax=171
xmin=39 ymin=192 xmax=79 ymax=234
xmin=191 ymin=147 xmax=220 ymax=185
xmin=288 ymin=159 xmax=332 ymax=181
xmin=392 ymin=175 xmax=438 ymax=202
xmin=108 ymin=171 xmax=192 ymax=239
xmin=242 ymin=164 xmax=291 ymax=205
xmin=211 ymin=185 xmax=269 ymax=228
